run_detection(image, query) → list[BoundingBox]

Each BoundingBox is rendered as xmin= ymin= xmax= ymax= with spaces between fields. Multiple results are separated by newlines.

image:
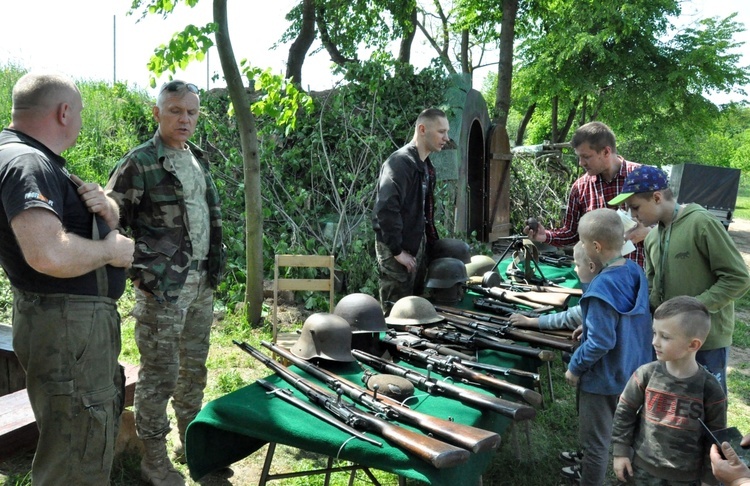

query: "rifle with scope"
xmin=261 ymin=340 xmax=501 ymax=454
xmin=380 ymin=337 xmax=543 ymax=407
xmin=235 ymin=341 xmax=471 ymax=469
xmin=435 ymin=305 xmax=578 ymax=353
xmin=351 ymin=349 xmax=537 ymax=421
xmin=401 ymin=323 xmax=555 ymax=362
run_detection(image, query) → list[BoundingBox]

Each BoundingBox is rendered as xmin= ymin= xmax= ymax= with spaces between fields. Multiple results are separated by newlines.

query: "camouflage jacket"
xmin=106 ymin=131 xmax=225 ymax=303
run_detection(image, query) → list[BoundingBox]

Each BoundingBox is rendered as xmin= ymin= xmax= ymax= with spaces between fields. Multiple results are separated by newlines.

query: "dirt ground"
xmin=727 ymin=218 xmax=750 ymax=375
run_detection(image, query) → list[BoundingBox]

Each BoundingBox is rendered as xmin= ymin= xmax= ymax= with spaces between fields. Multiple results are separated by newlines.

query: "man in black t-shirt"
xmin=0 ymin=72 xmax=134 ymax=486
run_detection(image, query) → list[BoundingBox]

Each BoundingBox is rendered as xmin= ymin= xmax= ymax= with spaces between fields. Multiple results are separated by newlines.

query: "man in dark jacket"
xmin=372 ymin=108 xmax=449 ymax=312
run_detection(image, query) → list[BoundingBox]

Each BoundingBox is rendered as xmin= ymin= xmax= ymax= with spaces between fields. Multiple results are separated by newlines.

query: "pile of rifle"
xmin=231 ymin=284 xmax=581 ymax=470
xmin=234 ymin=337 xmax=543 ymax=469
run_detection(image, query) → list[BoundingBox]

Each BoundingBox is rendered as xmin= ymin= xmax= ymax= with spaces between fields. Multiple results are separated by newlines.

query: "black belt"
xmin=189 ymin=260 xmax=208 ymax=271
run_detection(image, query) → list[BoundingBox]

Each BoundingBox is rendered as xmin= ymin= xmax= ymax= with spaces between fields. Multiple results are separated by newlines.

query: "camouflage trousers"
xmin=133 ymin=269 xmax=214 ymax=440
xmin=11 ymin=289 xmax=124 ymax=486
xmin=375 ymin=239 xmax=426 ymax=314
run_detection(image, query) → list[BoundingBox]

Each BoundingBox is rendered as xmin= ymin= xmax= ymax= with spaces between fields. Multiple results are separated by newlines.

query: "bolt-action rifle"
xmin=261 ymin=340 xmax=500 ymax=454
xmin=380 ymin=337 xmax=543 ymax=407
xmin=466 ymin=285 xmax=571 ymax=310
xmin=351 ymin=349 xmax=537 ymax=421
xmin=234 ymin=341 xmax=471 ymax=469
xmin=385 ymin=333 xmax=540 ymax=381
xmin=256 ymin=379 xmax=382 ymax=447
xmin=401 ymin=324 xmax=555 ymax=362
xmin=435 ymin=307 xmax=578 ymax=353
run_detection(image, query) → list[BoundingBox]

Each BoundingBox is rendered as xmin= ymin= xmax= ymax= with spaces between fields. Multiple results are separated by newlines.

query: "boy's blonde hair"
xmin=573 ymin=241 xmax=602 ymax=273
xmin=653 ymin=296 xmax=711 ymax=341
xmin=578 ymin=209 xmax=624 ymax=252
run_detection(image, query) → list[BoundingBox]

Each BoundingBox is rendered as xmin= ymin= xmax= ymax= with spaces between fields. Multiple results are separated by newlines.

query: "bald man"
xmin=0 ymin=72 xmax=134 ymax=485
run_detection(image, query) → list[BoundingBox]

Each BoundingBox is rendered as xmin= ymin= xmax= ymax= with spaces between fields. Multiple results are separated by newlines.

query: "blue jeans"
xmin=696 ymin=346 xmax=729 ymax=394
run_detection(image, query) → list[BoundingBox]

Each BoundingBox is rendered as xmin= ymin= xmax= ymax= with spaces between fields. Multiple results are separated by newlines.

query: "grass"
xmin=2 ymin=284 xmax=750 ymax=486
xmin=2 ymin=179 xmax=750 ymax=485
xmin=734 ymin=183 xmax=750 ymax=221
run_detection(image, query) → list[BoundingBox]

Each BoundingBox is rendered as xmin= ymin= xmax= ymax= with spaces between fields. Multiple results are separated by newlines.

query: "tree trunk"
xmin=460 ymin=29 xmax=470 ymax=74
xmin=494 ymin=0 xmax=518 ymax=129
xmin=214 ymin=0 xmax=263 ymax=326
xmin=516 ymin=102 xmax=536 ymax=146
xmin=397 ymin=6 xmax=417 ymax=64
xmin=316 ymin=3 xmax=357 ymax=68
xmin=286 ymin=0 xmax=316 ymax=87
xmin=551 ymin=96 xmax=558 ymax=143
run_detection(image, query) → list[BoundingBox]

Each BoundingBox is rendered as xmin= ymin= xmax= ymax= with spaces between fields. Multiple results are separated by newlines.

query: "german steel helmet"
xmin=334 ymin=293 xmax=387 ymax=334
xmin=385 ymin=296 xmax=443 ymax=326
xmin=430 ymin=238 xmax=471 ymax=263
xmin=465 ymin=255 xmax=496 ymax=277
xmin=290 ymin=313 xmax=355 ymax=362
xmin=425 ymin=257 xmax=469 ymax=289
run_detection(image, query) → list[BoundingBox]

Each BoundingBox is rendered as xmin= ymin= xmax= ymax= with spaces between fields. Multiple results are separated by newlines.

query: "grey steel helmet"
xmin=465 ymin=255 xmax=497 ymax=277
xmin=430 ymin=238 xmax=471 ymax=263
xmin=333 ymin=293 xmax=387 ymax=334
xmin=385 ymin=296 xmax=443 ymax=326
xmin=290 ymin=313 xmax=355 ymax=362
xmin=425 ymin=257 xmax=469 ymax=289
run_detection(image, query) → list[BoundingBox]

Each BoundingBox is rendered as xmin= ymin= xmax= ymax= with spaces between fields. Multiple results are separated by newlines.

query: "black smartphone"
xmin=699 ymin=419 xmax=746 ymax=463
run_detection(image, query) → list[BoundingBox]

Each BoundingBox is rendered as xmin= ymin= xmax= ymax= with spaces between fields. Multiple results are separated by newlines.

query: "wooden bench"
xmin=0 ymin=323 xmax=25 ymax=396
xmin=0 ymin=360 xmax=139 ymax=460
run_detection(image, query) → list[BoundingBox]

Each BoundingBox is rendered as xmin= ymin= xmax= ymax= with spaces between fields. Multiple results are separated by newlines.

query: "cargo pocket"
xmin=80 ymin=384 xmax=118 ymax=472
xmin=133 ymin=236 xmax=180 ymax=292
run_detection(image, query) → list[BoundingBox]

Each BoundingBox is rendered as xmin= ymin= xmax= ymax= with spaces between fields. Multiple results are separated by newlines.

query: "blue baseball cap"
xmin=608 ymin=165 xmax=669 ymax=205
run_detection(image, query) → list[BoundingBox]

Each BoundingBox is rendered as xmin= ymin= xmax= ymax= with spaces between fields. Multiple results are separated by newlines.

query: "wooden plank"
xmin=277 ymin=279 xmax=332 ymax=292
xmin=276 ymin=255 xmax=333 ymax=267
xmin=0 ymin=361 xmax=139 ymax=460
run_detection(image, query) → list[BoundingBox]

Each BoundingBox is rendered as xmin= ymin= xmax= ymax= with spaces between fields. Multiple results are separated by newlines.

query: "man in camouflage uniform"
xmin=106 ymin=80 xmax=224 ymax=486
xmin=372 ymin=108 xmax=449 ymax=313
xmin=0 ymin=72 xmax=134 ymax=485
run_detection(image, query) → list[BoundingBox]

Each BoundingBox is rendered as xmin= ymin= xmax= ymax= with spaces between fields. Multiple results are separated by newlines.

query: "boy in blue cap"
xmin=609 ymin=165 xmax=750 ymax=393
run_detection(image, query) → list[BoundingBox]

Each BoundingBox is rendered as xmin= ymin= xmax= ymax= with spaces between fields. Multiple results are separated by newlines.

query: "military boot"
xmin=141 ymin=438 xmax=186 ymax=486
xmin=172 ymin=418 xmax=192 ymax=465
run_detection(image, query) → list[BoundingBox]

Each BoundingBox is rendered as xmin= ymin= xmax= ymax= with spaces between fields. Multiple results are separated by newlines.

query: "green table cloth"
xmin=185 ymin=259 xmax=576 ymax=483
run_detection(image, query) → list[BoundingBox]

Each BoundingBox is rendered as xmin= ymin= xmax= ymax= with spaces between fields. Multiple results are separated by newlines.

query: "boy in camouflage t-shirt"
xmin=612 ymin=296 xmax=727 ymax=485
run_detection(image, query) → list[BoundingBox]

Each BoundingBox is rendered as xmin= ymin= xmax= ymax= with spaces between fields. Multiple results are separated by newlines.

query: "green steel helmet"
xmin=333 ymin=293 xmax=387 ymax=334
xmin=430 ymin=238 xmax=471 ymax=263
xmin=465 ymin=255 xmax=497 ymax=277
xmin=290 ymin=313 xmax=355 ymax=362
xmin=385 ymin=296 xmax=443 ymax=326
xmin=425 ymin=257 xmax=469 ymax=289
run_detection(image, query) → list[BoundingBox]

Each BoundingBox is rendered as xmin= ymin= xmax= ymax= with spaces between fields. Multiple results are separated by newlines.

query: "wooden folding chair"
xmin=272 ymin=254 xmax=335 ymax=343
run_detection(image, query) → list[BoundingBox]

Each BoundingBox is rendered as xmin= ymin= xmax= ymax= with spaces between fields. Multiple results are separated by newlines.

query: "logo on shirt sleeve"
xmin=24 ymin=192 xmax=54 ymax=207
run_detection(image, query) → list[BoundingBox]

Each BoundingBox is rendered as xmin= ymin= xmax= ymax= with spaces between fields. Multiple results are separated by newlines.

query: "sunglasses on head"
xmin=159 ymin=80 xmax=199 ymax=94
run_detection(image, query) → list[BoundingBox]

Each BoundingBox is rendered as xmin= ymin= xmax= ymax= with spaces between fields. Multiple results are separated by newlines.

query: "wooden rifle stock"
xmin=235 ymin=341 xmax=470 ymax=469
xmin=351 ymin=349 xmax=537 ymax=421
xmin=435 ymin=310 xmax=578 ymax=353
xmin=498 ymin=281 xmax=583 ymax=296
xmin=261 ymin=341 xmax=501 ymax=454
xmin=490 ymin=287 xmax=571 ymax=309
xmin=405 ymin=324 xmax=555 ymax=362
xmin=381 ymin=338 xmax=543 ymax=407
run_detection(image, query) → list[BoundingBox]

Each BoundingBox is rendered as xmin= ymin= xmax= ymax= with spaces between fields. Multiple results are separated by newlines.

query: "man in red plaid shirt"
xmin=525 ymin=121 xmax=650 ymax=267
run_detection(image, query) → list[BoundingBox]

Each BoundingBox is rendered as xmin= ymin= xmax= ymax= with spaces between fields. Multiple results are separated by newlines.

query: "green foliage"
xmin=65 ymin=82 xmax=156 ymax=184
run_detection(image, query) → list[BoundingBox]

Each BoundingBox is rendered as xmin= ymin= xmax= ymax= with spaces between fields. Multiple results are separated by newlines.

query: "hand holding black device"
xmin=699 ymin=419 xmax=748 ymax=463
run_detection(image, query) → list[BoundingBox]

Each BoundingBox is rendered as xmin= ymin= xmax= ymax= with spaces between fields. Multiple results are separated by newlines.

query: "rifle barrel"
xmin=352 ymin=349 xmax=536 ymax=421
xmin=235 ymin=341 xmax=471 ymax=468
xmin=256 ymin=379 xmax=382 ymax=447
xmin=261 ymin=341 xmax=500 ymax=454
xmin=382 ymin=340 xmax=543 ymax=407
